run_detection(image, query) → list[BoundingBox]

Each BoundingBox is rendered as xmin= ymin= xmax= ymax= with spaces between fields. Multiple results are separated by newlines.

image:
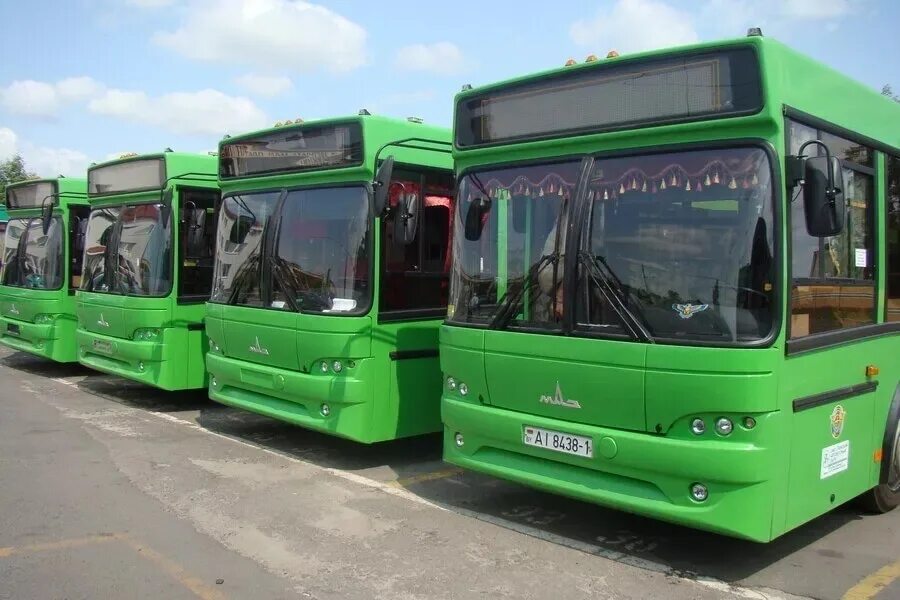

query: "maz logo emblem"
xmin=9 ymin=304 xmax=19 ymax=315
xmin=97 ymin=313 xmax=110 ymax=328
xmin=540 ymin=382 xmax=581 ymax=409
xmin=248 ymin=336 xmax=269 ymax=355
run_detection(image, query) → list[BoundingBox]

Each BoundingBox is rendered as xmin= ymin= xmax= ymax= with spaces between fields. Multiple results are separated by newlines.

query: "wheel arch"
xmin=879 ymin=384 xmax=900 ymax=484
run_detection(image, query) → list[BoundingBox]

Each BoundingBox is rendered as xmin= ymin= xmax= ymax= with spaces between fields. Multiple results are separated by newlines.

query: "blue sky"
xmin=0 ymin=0 xmax=897 ymax=176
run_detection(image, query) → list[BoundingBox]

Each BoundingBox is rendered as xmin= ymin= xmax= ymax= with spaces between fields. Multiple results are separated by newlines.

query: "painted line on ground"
xmin=0 ymin=533 xmax=123 ymax=558
xmin=121 ymin=536 xmax=227 ymax=600
xmin=42 ymin=371 xmax=805 ymax=600
xmin=842 ymin=558 xmax=900 ymax=600
xmin=389 ymin=467 xmax=464 ymax=488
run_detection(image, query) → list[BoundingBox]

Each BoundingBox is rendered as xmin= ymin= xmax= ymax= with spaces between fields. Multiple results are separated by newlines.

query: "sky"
xmin=0 ymin=0 xmax=897 ymax=177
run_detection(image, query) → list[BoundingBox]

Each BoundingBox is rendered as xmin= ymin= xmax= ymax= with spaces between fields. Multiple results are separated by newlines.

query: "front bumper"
xmin=205 ymin=352 xmax=379 ymax=443
xmin=442 ymin=397 xmax=779 ymax=542
xmin=76 ymin=327 xmax=200 ymax=391
xmin=0 ymin=316 xmax=78 ymax=362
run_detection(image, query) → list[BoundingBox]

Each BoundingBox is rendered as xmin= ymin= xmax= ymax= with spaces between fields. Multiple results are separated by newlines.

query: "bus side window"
xmin=69 ymin=206 xmax=91 ymax=291
xmin=788 ymin=119 xmax=876 ymax=338
xmin=178 ymin=188 xmax=220 ymax=301
xmin=887 ymin=154 xmax=900 ymax=322
xmin=380 ymin=167 xmax=454 ymax=315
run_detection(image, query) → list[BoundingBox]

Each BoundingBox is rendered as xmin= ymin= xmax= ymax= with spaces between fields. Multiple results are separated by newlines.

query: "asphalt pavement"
xmin=0 ymin=347 xmax=898 ymax=600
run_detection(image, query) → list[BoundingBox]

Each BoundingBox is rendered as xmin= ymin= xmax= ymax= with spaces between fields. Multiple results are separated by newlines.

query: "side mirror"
xmin=464 ymin=196 xmax=492 ymax=241
xmin=393 ymin=192 xmax=419 ymax=245
xmin=41 ymin=200 xmax=54 ymax=235
xmin=804 ymin=155 xmax=845 ymax=237
xmin=373 ymin=155 xmax=395 ymax=217
xmin=228 ymin=214 xmax=254 ymax=244
xmin=186 ymin=209 xmax=208 ymax=256
xmin=72 ymin=216 xmax=86 ymax=255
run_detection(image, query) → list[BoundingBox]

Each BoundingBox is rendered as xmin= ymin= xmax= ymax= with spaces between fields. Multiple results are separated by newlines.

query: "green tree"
xmin=0 ymin=154 xmax=37 ymax=200
xmin=883 ymin=84 xmax=900 ymax=102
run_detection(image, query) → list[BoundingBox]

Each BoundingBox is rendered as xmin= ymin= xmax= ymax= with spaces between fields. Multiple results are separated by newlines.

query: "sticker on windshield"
xmin=672 ymin=303 xmax=709 ymax=319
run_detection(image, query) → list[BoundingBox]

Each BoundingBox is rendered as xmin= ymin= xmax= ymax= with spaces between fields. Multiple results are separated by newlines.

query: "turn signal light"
xmin=866 ymin=364 xmax=879 ymax=377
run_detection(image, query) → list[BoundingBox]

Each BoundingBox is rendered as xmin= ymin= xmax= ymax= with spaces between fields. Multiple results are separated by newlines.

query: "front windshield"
xmin=211 ymin=186 xmax=371 ymax=314
xmin=1 ymin=217 xmax=64 ymax=290
xmin=82 ymin=208 xmax=120 ymax=292
xmin=211 ymin=191 xmax=280 ymax=306
xmin=448 ymin=147 xmax=776 ymax=344
xmin=117 ymin=204 xmax=172 ymax=296
xmin=80 ymin=203 xmax=172 ymax=296
xmin=448 ymin=161 xmax=580 ymax=328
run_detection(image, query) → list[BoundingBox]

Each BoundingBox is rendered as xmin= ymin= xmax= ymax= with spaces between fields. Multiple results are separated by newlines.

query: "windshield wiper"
xmin=225 ymin=256 xmax=260 ymax=305
xmin=577 ymin=251 xmax=653 ymax=342
xmin=489 ymin=252 xmax=560 ymax=330
xmin=269 ymin=257 xmax=301 ymax=312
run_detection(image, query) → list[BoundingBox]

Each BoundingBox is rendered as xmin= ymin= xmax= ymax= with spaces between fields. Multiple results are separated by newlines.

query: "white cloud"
xmin=56 ymin=76 xmax=104 ymax=101
xmin=234 ymin=73 xmax=292 ymax=98
xmin=394 ymin=42 xmax=466 ymax=75
xmin=126 ymin=0 xmax=178 ymax=7
xmin=153 ymin=0 xmax=367 ymax=73
xmin=1 ymin=80 xmax=61 ymax=117
xmin=88 ymin=88 xmax=267 ymax=136
xmin=781 ymin=0 xmax=855 ymax=19
xmin=1 ymin=77 xmax=104 ymax=118
xmin=0 ymin=127 xmax=90 ymax=177
xmin=0 ymin=128 xmax=17 ymax=158
xmin=570 ymin=0 xmax=698 ymax=54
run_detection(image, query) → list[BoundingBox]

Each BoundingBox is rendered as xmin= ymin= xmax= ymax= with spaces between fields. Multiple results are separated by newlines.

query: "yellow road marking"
xmin=0 ymin=533 xmax=224 ymax=600
xmin=389 ymin=467 xmax=463 ymax=488
xmin=843 ymin=559 xmax=900 ymax=600
xmin=0 ymin=533 xmax=123 ymax=557
xmin=120 ymin=537 xmax=226 ymax=600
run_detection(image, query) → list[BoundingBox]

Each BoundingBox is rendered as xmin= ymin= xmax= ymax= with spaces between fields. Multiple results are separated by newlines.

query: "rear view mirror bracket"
xmin=373 ymin=155 xmax=395 ymax=217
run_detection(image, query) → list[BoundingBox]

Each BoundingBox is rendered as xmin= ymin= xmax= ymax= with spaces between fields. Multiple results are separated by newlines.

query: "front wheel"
xmin=859 ymin=420 xmax=900 ymax=513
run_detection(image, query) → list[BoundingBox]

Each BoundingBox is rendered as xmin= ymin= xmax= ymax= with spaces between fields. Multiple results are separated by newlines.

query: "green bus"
xmin=205 ymin=114 xmax=453 ymax=443
xmin=0 ymin=204 xmax=8 ymax=269
xmin=441 ymin=33 xmax=900 ymax=541
xmin=0 ymin=177 xmax=89 ymax=361
xmin=77 ymin=152 xmax=220 ymax=390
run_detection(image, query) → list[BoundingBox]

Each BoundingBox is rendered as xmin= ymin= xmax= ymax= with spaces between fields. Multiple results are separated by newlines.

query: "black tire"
xmin=859 ymin=422 xmax=900 ymax=513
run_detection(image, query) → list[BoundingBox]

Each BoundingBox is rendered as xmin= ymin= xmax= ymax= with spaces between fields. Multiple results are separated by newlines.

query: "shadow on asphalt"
xmin=2 ymin=349 xmax=876 ymax=590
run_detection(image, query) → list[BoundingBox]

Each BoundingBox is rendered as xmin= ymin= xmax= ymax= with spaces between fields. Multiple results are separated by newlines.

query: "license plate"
xmin=523 ymin=426 xmax=593 ymax=458
xmin=92 ymin=339 xmax=113 ymax=354
xmin=6 ymin=323 xmax=19 ymax=335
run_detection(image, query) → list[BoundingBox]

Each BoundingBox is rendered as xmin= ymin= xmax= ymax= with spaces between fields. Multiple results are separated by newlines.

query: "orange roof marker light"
xmin=564 ymin=58 xmax=577 ymax=67
xmin=606 ymin=50 xmax=620 ymax=59
xmin=585 ymin=54 xmax=599 ymax=63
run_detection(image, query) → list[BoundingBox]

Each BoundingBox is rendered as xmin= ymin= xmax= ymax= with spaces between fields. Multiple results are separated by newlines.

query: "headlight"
xmin=34 ymin=314 xmax=54 ymax=325
xmin=133 ymin=328 xmax=160 ymax=341
xmin=715 ymin=417 xmax=734 ymax=436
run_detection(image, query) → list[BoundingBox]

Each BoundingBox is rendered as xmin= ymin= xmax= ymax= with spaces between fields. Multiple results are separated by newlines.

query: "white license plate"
xmin=92 ymin=339 xmax=113 ymax=354
xmin=523 ymin=426 xmax=593 ymax=458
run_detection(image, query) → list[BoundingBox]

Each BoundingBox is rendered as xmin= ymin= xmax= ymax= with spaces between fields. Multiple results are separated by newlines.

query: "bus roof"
xmin=218 ymin=114 xmax=452 ymax=192
xmin=87 ymin=151 xmax=218 ymax=203
xmin=454 ymin=34 xmax=900 ymax=156
xmin=5 ymin=176 xmax=88 ymax=212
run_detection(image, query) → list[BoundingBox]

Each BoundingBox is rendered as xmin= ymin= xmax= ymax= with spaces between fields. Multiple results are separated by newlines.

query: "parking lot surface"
xmin=1 ymin=348 xmax=898 ymax=600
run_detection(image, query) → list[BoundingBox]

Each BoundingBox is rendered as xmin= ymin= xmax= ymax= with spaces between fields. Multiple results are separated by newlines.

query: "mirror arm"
xmin=796 ymin=139 xmax=839 ymax=201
